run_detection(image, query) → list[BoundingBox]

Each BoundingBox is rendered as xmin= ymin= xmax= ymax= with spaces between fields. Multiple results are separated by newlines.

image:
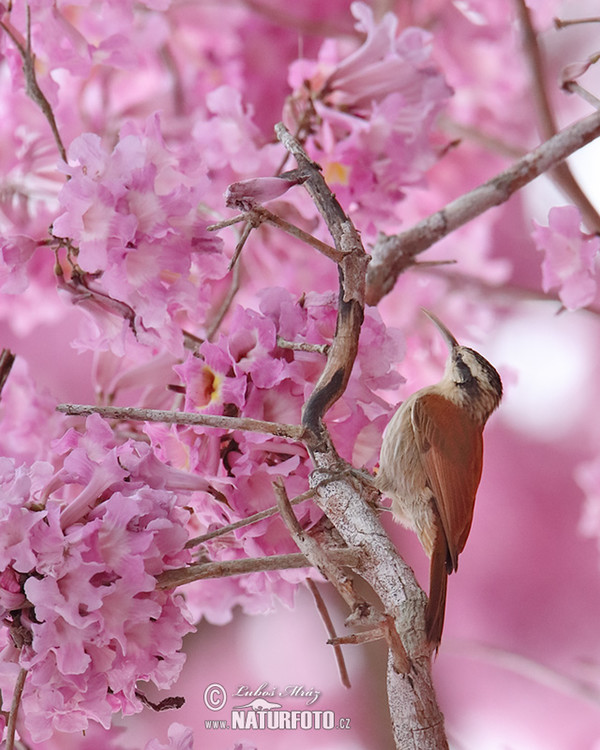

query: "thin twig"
xmin=182 ymin=328 xmax=204 ymax=351
xmin=380 ymin=614 xmax=411 ymax=674
xmin=366 ymin=108 xmax=600 ymax=304
xmin=327 ymin=614 xmax=410 ymax=673
xmin=255 ymin=206 xmax=344 ymax=262
xmin=563 ymin=81 xmax=600 ymax=110
xmin=422 ymin=265 xmax=571 ymax=308
xmin=56 ymin=268 xmax=138 ymax=336
xmin=0 ymin=9 xmax=67 ymax=163
xmin=136 ymin=689 xmax=185 ymax=712
xmin=514 ymin=0 xmax=600 ymax=232
xmin=205 ymin=261 xmax=241 ymax=342
xmin=228 ymin=220 xmax=255 ymax=270
xmin=273 ymin=478 xmax=364 ymax=612
xmin=211 ymin=206 xmax=342 ymax=263
xmin=155 ymin=548 xmax=361 ymax=590
xmin=554 ymin=16 xmax=600 ymax=29
xmin=6 ymin=667 xmax=27 ymax=750
xmin=56 ymin=403 xmax=306 ymax=441
xmin=329 ymin=629 xmax=387 ymax=646
xmin=439 ymin=115 xmax=526 ymax=160
xmin=306 ymin=579 xmax=351 ymax=689
xmin=277 ymin=336 xmax=330 ymax=354
xmin=185 ymin=488 xmax=316 ymax=548
xmin=207 ymin=213 xmax=248 ymax=231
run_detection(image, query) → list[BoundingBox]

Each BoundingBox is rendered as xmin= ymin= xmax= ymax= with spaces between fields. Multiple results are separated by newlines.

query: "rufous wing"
xmin=411 ymin=393 xmax=484 ymax=571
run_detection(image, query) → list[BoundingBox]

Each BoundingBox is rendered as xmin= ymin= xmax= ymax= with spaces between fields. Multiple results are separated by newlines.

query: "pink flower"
xmin=225 ymin=173 xmax=306 ymax=211
xmin=560 ymin=55 xmax=600 ymax=89
xmin=164 ymin=288 xmax=402 ymax=623
xmin=0 ymin=236 xmax=38 ymax=294
xmin=285 ymin=2 xmax=451 ymax=221
xmin=0 ymin=416 xmax=197 ymax=742
xmin=321 ymin=6 xmax=442 ymax=113
xmin=52 ymin=115 xmax=225 ymax=355
xmin=532 ymin=205 xmax=599 ymax=310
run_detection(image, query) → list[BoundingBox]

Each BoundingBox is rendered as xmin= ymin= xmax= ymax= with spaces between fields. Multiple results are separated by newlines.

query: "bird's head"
xmin=423 ymin=309 xmax=503 ymax=422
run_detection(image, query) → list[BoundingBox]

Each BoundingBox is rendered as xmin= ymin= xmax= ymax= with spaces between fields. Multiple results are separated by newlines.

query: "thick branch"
xmin=56 ymin=403 xmax=306 ymax=441
xmin=275 ymin=123 xmax=369 ymax=445
xmin=366 ymin=108 xmax=600 ymax=304
xmin=275 ymin=124 xmax=448 ymax=748
xmin=310 ymin=461 xmax=447 ymax=749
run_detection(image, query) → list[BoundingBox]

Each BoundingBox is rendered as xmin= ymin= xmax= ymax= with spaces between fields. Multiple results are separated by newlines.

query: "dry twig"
xmin=0 ymin=8 xmax=67 ymax=163
xmin=186 ymin=488 xmax=316 ymax=548
xmin=156 ymin=549 xmax=360 ymax=590
xmin=273 ymin=478 xmax=364 ymax=612
xmin=56 ymin=403 xmax=306 ymax=441
xmin=306 ymin=579 xmax=351 ymax=689
xmin=6 ymin=667 xmax=27 ymax=750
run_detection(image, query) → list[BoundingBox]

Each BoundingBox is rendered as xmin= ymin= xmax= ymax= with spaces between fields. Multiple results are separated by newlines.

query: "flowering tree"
xmin=1 ymin=0 xmax=600 ymax=748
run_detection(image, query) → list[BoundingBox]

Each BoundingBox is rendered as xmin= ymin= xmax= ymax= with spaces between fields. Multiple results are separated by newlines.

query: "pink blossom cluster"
xmin=0 ymin=414 xmax=196 ymax=743
xmin=532 ymin=205 xmax=600 ymax=310
xmin=51 ymin=116 xmax=226 ymax=356
xmin=285 ymin=3 xmax=452 ymax=229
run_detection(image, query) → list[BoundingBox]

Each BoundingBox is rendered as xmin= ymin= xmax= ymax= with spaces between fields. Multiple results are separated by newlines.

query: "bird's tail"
xmin=425 ymin=535 xmax=451 ymax=647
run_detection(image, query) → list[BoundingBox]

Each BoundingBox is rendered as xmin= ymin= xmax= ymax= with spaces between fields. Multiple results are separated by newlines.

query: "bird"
xmin=375 ymin=309 xmax=502 ymax=647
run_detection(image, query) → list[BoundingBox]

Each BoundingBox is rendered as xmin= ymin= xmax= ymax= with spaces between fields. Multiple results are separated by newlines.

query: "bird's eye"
xmin=455 ymin=359 xmax=472 ymax=385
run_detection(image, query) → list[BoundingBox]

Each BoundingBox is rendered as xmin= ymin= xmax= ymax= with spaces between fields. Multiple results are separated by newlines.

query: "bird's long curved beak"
xmin=421 ymin=308 xmax=459 ymax=351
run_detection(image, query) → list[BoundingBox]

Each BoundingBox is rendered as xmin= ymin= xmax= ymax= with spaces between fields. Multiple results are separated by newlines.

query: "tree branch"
xmin=205 ymin=261 xmax=241 ymax=342
xmin=554 ymin=16 xmax=600 ymax=28
xmin=273 ymin=478 xmax=366 ymax=613
xmin=449 ymin=640 xmax=600 ymax=707
xmin=155 ymin=549 xmax=361 ymax=590
xmin=306 ymin=579 xmax=351 ymax=689
xmin=0 ymin=9 xmax=67 ymax=164
xmin=275 ymin=122 xmax=368 ymax=446
xmin=56 ymin=403 xmax=306 ymax=441
xmin=186 ymin=487 xmax=316 ymax=548
xmin=275 ymin=123 xmax=449 ymax=748
xmin=309 ymin=460 xmax=445 ymax=748
xmin=366 ymin=108 xmax=600 ymax=304
xmin=228 ymin=205 xmax=344 ymax=263
xmin=6 ymin=667 xmax=27 ymax=750
xmin=514 ymin=0 xmax=600 ymax=232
